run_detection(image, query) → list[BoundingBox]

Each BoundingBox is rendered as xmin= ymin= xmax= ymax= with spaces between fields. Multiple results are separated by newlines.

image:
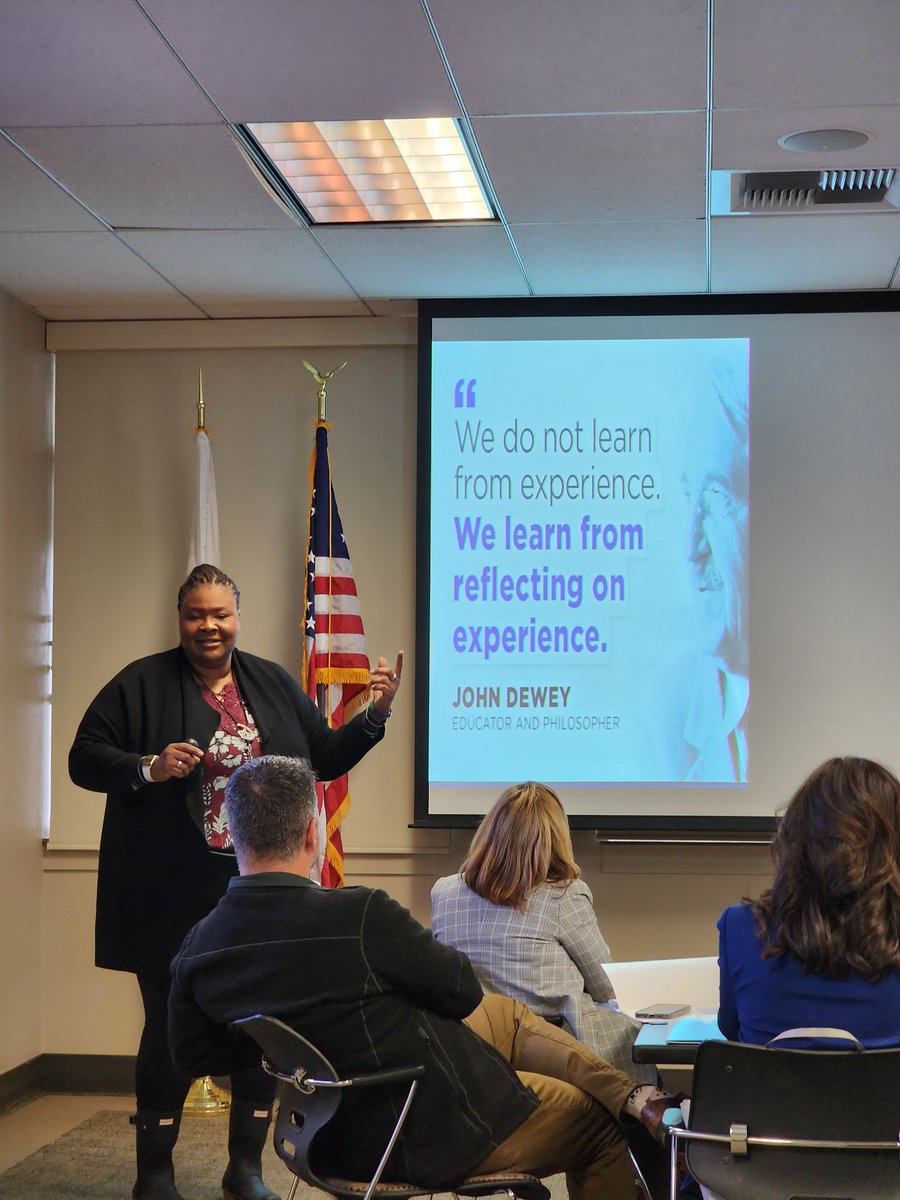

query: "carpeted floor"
xmin=0 ymin=1109 xmax=298 ymax=1200
xmin=0 ymin=1110 xmax=568 ymax=1200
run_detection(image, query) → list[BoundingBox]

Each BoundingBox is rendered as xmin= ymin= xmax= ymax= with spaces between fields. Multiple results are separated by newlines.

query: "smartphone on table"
xmin=634 ymin=1002 xmax=690 ymax=1021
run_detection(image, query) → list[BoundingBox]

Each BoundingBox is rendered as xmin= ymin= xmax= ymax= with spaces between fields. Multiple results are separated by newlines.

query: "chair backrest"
xmin=233 ymin=1015 xmax=549 ymax=1200
xmin=685 ymin=1038 xmax=900 ymax=1200
xmin=234 ymin=1014 xmax=343 ymax=1189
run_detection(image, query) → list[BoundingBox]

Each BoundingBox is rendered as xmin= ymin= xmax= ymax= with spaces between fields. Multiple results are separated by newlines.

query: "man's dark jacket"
xmin=168 ymin=875 xmax=540 ymax=1187
xmin=68 ymin=647 xmax=382 ymax=973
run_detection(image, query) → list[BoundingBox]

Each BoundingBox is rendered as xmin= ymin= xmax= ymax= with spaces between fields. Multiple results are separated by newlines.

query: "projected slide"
xmin=428 ymin=335 xmax=750 ymax=793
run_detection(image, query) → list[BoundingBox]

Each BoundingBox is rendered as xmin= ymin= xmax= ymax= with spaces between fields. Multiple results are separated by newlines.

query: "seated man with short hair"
xmin=168 ymin=756 xmax=677 ymax=1200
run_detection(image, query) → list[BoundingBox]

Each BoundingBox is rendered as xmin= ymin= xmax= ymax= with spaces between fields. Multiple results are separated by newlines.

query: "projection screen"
xmin=414 ymin=293 xmax=900 ymax=835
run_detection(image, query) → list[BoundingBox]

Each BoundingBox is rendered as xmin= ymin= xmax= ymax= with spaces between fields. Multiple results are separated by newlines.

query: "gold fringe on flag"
xmin=315 ymin=667 xmax=371 ymax=687
xmin=325 ymin=802 xmax=351 ymax=885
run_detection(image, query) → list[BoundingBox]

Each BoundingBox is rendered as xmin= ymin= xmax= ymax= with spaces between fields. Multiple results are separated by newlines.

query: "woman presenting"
xmin=69 ymin=563 xmax=402 ymax=1200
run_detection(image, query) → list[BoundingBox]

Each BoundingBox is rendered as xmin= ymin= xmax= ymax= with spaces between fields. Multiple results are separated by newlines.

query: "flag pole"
xmin=185 ymin=367 xmax=229 ymax=1109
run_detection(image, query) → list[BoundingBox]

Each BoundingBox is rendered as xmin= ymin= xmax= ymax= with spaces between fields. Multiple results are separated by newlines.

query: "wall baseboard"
xmin=0 ymin=1057 xmax=42 ymax=1119
xmin=0 ymin=1054 xmax=135 ymax=1117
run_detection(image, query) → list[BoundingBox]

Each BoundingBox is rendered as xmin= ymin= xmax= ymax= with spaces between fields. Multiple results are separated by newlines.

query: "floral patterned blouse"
xmin=198 ymin=680 xmax=261 ymax=850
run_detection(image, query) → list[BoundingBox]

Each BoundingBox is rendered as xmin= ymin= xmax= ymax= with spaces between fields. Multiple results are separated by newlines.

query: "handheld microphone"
xmin=186 ymin=737 xmax=201 ymax=770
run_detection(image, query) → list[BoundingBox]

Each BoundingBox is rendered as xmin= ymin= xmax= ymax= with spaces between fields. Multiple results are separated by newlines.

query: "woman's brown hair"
xmin=460 ymin=781 xmax=579 ymax=909
xmin=752 ymin=756 xmax=900 ymax=980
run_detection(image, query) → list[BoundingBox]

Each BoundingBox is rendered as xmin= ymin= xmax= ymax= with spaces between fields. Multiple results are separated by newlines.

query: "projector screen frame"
xmin=413 ymin=290 xmax=900 ymax=837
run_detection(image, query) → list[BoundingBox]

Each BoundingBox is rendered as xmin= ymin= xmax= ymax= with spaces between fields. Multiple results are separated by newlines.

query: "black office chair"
xmin=234 ymin=1015 xmax=551 ymax=1200
xmin=667 ymin=1028 xmax=900 ymax=1200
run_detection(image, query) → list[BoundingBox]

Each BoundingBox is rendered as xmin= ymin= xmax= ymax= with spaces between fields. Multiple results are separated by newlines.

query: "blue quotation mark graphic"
xmin=454 ymin=378 xmax=477 ymax=408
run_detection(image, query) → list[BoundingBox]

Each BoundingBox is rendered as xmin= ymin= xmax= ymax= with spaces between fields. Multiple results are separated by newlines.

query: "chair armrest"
xmin=264 ymin=1059 xmax=426 ymax=1090
xmin=342 ymin=1065 xmax=427 ymax=1089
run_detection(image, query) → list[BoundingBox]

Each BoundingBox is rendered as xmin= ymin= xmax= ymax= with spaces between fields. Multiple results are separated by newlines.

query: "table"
xmin=632 ymin=1022 xmax=707 ymax=1065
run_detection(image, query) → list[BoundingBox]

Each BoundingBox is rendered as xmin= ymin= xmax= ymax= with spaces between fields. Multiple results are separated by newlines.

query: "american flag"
xmin=302 ymin=420 xmax=371 ymax=887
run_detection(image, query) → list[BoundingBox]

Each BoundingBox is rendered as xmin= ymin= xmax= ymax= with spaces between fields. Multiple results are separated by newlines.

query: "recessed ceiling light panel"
xmin=240 ymin=118 xmax=495 ymax=224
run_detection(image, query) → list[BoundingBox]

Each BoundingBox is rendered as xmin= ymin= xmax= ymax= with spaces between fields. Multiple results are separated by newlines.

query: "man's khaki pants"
xmin=464 ymin=994 xmax=637 ymax=1200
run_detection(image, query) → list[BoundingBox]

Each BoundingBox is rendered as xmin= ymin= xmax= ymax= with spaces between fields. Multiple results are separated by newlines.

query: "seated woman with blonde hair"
xmin=431 ymin=780 xmax=656 ymax=1083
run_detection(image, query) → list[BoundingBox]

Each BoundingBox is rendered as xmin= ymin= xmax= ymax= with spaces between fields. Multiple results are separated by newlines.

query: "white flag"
xmin=188 ymin=428 xmax=220 ymax=569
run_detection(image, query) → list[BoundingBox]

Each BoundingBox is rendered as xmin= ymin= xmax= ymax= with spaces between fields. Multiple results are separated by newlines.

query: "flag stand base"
xmin=184 ymin=1075 xmax=230 ymax=1114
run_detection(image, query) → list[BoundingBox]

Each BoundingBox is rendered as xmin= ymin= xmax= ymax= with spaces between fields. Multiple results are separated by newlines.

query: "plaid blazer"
xmin=431 ymin=875 xmax=656 ymax=1081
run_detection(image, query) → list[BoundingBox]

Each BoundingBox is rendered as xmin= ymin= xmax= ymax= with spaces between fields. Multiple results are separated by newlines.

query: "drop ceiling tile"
xmin=119 ymin=229 xmax=361 ymax=303
xmin=473 ymin=112 xmax=707 ymax=222
xmin=8 ymin=125 xmax=297 ymax=231
xmin=313 ymin=224 xmax=528 ymax=298
xmin=714 ymin=0 xmax=900 ymax=110
xmin=713 ymin=105 xmax=900 ymax=171
xmin=711 ymin=213 xmax=900 ymax=292
xmin=0 ymin=0 xmax=218 ymax=125
xmin=141 ymin=0 xmax=458 ymax=123
xmin=430 ymin=0 xmax=707 ymax=116
xmin=0 ymin=230 xmax=201 ymax=306
xmin=0 ymin=137 xmax=106 ymax=231
xmin=512 ymin=219 xmax=707 ymax=294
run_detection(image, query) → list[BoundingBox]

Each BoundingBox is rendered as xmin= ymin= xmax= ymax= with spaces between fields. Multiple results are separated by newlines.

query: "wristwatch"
xmin=138 ymin=754 xmax=158 ymax=783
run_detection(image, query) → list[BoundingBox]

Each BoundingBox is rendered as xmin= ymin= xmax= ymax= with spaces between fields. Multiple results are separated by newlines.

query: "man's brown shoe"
xmin=640 ymin=1093 xmax=687 ymax=1146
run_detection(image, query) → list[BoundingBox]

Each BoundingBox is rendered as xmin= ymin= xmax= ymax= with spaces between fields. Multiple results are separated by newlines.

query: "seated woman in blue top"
xmin=431 ymin=781 xmax=657 ymax=1082
xmin=718 ymin=755 xmax=900 ymax=1046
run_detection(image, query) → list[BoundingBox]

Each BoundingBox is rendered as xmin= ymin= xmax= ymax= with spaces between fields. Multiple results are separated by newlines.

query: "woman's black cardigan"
xmin=69 ymin=646 xmax=383 ymax=973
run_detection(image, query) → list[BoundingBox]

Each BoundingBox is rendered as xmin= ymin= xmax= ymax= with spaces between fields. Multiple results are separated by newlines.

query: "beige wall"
xmin=0 ymin=289 xmax=53 ymax=1074
xmin=49 ymin=331 xmax=424 ymax=854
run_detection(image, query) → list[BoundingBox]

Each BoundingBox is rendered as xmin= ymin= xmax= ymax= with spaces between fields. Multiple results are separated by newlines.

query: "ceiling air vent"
xmin=711 ymin=168 xmax=900 ymax=215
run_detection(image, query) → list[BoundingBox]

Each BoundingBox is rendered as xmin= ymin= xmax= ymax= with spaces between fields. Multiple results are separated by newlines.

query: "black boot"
xmin=221 ymin=1101 xmax=280 ymax=1200
xmin=131 ymin=1109 xmax=185 ymax=1200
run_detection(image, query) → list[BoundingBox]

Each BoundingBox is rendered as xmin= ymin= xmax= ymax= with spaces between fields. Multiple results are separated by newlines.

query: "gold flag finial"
xmin=304 ymin=359 xmax=347 ymax=421
xmin=196 ymin=368 xmax=206 ymax=430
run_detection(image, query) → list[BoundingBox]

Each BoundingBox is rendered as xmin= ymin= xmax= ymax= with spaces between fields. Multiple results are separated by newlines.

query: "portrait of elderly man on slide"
xmin=645 ymin=361 xmax=749 ymax=783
